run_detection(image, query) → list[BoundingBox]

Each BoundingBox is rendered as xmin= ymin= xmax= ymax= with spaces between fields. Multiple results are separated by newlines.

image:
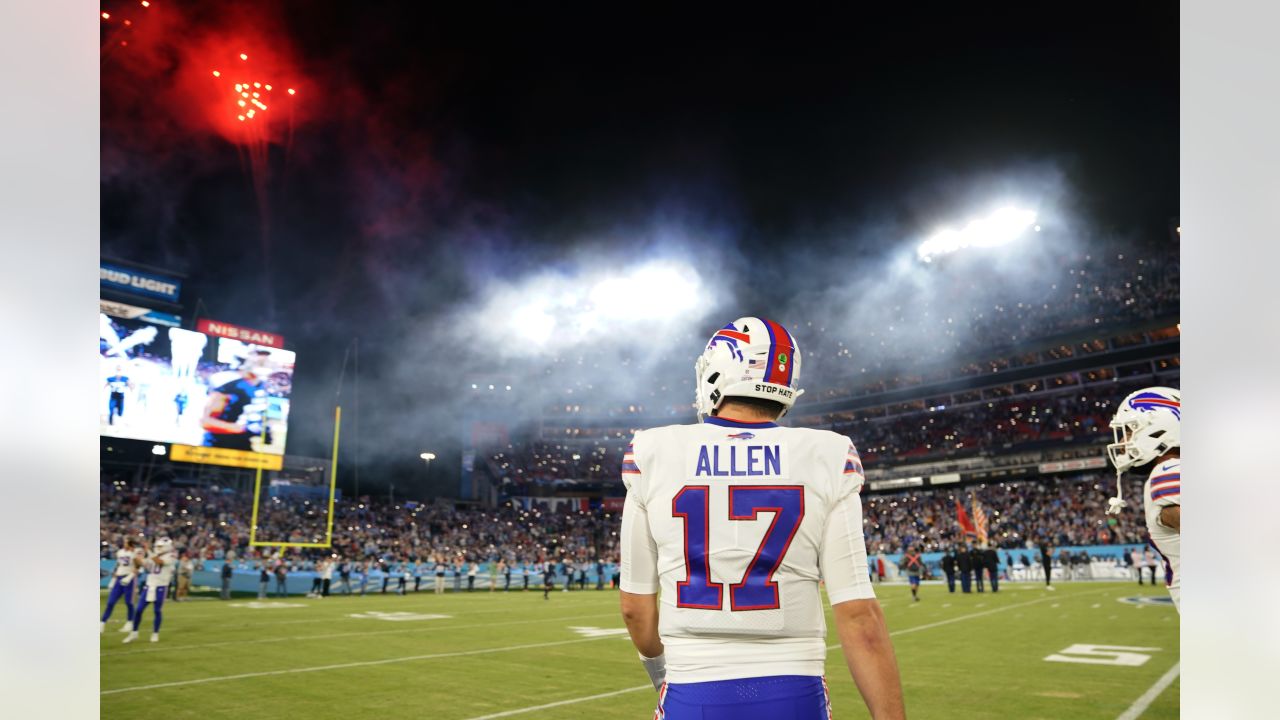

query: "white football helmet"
xmin=153 ymin=537 xmax=175 ymax=556
xmin=694 ymin=317 xmax=804 ymax=421
xmin=1104 ymin=386 xmax=1180 ymax=515
xmin=1107 ymin=387 xmax=1181 ymax=473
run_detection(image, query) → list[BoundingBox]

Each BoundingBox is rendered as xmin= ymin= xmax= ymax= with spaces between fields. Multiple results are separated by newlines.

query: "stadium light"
xmin=420 ymin=452 xmax=436 ymax=461
xmin=151 ymin=444 xmax=167 ymax=456
xmin=917 ymin=207 xmax=1038 ymax=262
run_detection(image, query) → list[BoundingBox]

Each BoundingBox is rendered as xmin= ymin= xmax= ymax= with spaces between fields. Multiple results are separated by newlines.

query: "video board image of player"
xmin=200 ymin=340 xmax=294 ymax=455
xmin=99 ymin=313 xmax=296 ymax=455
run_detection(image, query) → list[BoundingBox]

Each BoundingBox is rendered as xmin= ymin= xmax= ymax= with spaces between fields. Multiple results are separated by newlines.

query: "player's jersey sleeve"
xmin=1147 ymin=459 xmax=1180 ymax=508
xmin=819 ymin=439 xmax=875 ymax=605
xmin=620 ymin=433 xmax=659 ymax=594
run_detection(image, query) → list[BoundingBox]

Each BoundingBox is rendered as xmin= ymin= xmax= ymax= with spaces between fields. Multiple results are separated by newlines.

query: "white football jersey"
xmin=145 ymin=551 xmax=177 ymax=588
xmin=620 ymin=416 xmax=875 ymax=683
xmin=113 ymin=547 xmax=140 ymax=579
xmin=1143 ymin=457 xmax=1180 ymax=610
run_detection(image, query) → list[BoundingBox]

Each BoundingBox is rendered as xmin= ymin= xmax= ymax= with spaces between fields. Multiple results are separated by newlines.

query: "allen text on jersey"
xmin=694 ymin=445 xmax=781 ymax=477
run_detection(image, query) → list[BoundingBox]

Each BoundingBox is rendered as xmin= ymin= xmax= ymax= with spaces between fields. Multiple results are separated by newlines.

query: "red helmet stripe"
xmin=762 ymin=318 xmax=795 ymax=386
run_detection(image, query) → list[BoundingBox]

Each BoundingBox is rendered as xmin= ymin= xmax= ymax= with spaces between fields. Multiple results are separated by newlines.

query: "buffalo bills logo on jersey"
xmin=1129 ymin=391 xmax=1180 ymax=420
xmin=726 ymin=432 xmax=755 ymax=440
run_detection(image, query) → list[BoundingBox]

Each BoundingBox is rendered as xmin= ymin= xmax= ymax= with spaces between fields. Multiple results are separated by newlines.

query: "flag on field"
xmin=955 ymin=499 xmax=977 ymax=536
xmin=972 ymin=495 xmax=989 ymax=546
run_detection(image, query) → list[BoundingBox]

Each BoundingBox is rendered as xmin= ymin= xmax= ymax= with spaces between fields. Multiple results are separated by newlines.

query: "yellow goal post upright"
xmin=249 ymin=337 xmax=357 ymax=551
xmin=248 ymin=405 xmax=341 ymax=550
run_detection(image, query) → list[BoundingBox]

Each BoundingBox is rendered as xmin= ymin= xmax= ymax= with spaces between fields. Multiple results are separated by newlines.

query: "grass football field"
xmin=101 ymin=581 xmax=1179 ymax=719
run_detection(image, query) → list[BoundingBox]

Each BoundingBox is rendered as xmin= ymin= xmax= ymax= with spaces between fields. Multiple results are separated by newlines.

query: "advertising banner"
xmin=170 ymin=444 xmax=284 ymax=470
xmin=1038 ymin=456 xmax=1107 ymax=474
xmin=196 ymin=318 xmax=286 ymax=349
xmin=100 ymin=262 xmax=182 ymax=303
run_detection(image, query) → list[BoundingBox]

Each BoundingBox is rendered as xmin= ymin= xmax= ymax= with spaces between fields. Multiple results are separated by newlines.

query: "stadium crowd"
xmin=102 ymin=468 xmax=1142 ymax=574
xmin=861 ymin=473 xmax=1149 ymax=554
xmin=100 ymin=477 xmax=619 ymax=570
xmin=487 ymin=378 xmax=1172 ymax=490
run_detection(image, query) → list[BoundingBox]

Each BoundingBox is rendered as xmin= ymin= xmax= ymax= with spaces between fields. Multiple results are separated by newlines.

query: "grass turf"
xmin=101 ymin=581 xmax=1179 ymax=719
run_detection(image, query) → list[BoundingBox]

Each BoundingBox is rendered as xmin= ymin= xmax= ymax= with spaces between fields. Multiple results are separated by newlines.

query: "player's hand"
xmin=638 ymin=652 xmax=666 ymax=691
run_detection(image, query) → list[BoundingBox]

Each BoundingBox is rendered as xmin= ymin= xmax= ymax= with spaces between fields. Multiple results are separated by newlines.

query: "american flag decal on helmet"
xmin=1129 ymin=392 xmax=1180 ymax=419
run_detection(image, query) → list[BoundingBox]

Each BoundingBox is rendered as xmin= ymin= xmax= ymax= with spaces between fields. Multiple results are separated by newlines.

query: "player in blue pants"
xmin=125 ymin=537 xmax=176 ymax=644
xmin=101 ymin=537 xmax=142 ymax=634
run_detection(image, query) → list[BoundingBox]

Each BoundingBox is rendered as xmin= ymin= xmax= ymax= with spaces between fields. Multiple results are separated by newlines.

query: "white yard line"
xmin=100 ymin=635 xmax=624 ymax=695
xmin=1115 ymin=662 xmax=1180 ymax=720
xmin=103 ymin=612 xmax=620 ymax=657
xmin=452 ymin=588 xmax=1115 ymax=720
xmin=462 ymin=685 xmax=653 ymax=720
xmin=103 ymin=586 xmax=1115 ymax=700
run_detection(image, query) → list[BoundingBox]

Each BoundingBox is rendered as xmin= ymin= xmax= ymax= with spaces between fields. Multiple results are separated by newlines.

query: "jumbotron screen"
xmin=99 ymin=313 xmax=295 ymax=462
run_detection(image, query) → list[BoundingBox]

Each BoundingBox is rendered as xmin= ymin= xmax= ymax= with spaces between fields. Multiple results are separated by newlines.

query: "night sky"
xmin=100 ymin=2 xmax=1178 ymax=493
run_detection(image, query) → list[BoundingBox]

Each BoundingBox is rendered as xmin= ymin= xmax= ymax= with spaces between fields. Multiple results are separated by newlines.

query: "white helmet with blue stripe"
xmin=1107 ymin=386 xmax=1181 ymax=473
xmin=694 ymin=317 xmax=804 ymax=421
xmin=1104 ymin=386 xmax=1180 ymax=515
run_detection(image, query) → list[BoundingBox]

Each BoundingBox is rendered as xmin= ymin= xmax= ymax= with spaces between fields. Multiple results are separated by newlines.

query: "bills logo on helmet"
xmin=708 ymin=324 xmax=748 ymax=361
xmin=1128 ymin=391 xmax=1180 ymax=419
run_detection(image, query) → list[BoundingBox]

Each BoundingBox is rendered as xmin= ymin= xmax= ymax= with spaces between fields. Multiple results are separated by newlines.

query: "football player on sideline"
xmin=1106 ymin=387 xmax=1181 ymax=612
xmin=619 ymin=317 xmax=906 ymax=720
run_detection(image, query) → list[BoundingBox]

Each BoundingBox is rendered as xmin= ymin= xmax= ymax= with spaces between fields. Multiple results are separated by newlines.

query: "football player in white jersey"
xmin=1106 ymin=387 xmax=1180 ymax=611
xmin=125 ymin=537 xmax=178 ymax=643
xmin=101 ymin=537 xmax=143 ymax=634
xmin=620 ymin=317 xmax=906 ymax=720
